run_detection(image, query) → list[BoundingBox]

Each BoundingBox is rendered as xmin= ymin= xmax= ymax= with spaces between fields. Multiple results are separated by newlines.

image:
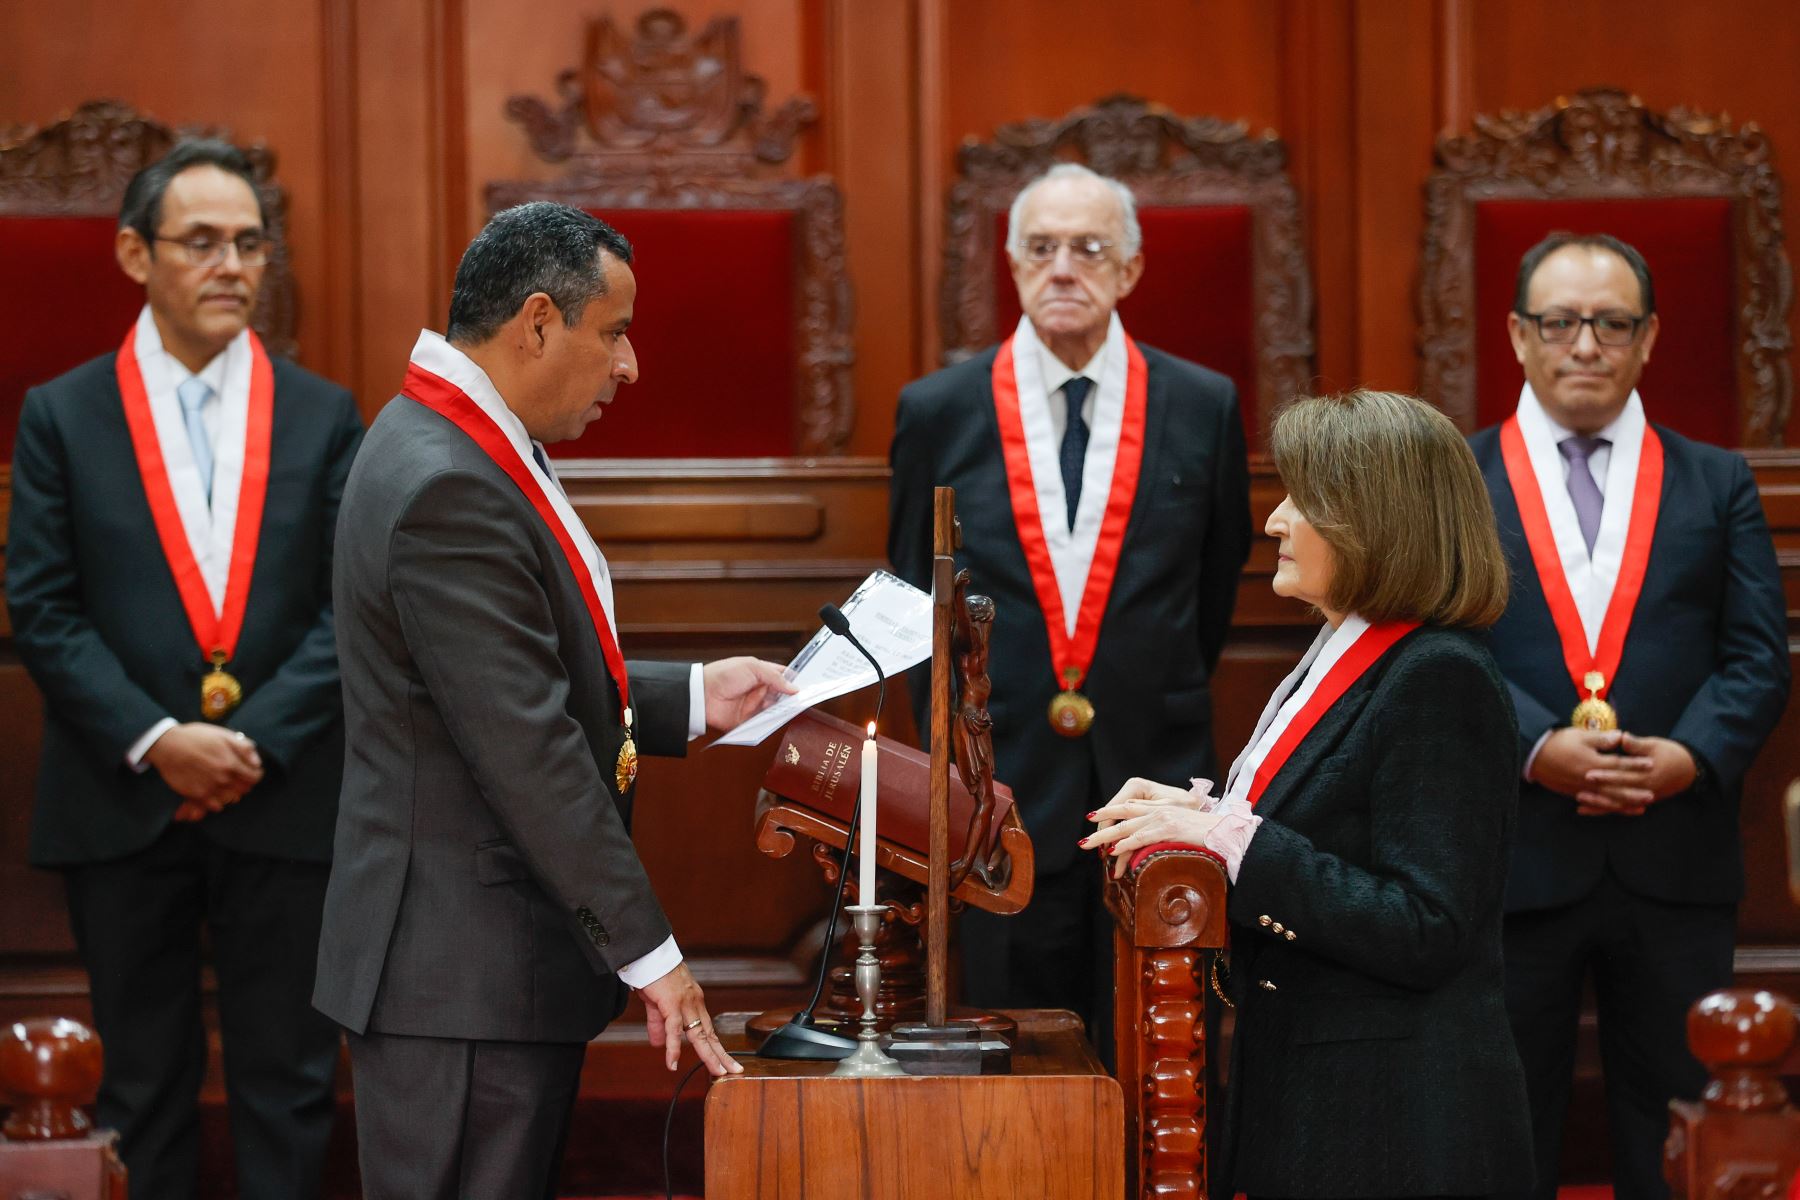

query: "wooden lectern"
xmin=711 ymin=487 xmax=1124 ymax=1196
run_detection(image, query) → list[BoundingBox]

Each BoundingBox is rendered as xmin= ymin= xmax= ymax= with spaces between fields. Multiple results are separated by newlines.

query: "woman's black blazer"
xmin=1219 ymin=624 xmax=1535 ymax=1197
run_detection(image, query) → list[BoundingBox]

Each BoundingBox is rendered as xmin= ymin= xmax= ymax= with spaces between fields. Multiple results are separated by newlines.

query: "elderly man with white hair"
xmin=888 ymin=163 xmax=1251 ymax=1046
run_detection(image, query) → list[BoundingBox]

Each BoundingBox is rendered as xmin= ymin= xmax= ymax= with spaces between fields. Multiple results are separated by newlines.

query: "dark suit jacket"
xmin=888 ymin=342 xmax=1251 ymax=872
xmin=1221 ymin=625 xmax=1534 ymax=1197
xmin=312 ymin=396 xmax=693 ymax=1045
xmin=1470 ymin=424 xmax=1789 ymax=911
xmin=8 ymin=351 xmax=363 ymax=867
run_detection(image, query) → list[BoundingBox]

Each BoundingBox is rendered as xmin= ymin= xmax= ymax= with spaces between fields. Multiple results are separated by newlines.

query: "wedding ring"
xmin=683 ymin=1019 xmax=704 ymax=1032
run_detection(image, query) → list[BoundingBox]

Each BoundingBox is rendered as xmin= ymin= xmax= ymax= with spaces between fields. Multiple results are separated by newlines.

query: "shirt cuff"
xmin=1201 ymin=797 xmax=1262 ymax=884
xmin=687 ymin=663 xmax=706 ymax=740
xmin=1522 ymin=729 xmax=1555 ymax=782
xmin=615 ymin=934 xmax=683 ymax=989
xmin=126 ymin=718 xmax=178 ymax=772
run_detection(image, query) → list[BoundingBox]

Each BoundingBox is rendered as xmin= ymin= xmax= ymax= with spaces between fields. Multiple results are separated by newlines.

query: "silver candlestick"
xmin=830 ymin=904 xmax=907 ymax=1077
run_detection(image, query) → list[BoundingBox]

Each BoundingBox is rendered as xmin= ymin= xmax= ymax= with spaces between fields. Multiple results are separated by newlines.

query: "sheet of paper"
xmin=712 ymin=569 xmax=933 ymax=747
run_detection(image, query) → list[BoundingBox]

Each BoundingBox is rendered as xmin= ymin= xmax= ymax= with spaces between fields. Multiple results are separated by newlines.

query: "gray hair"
xmin=1004 ymin=163 xmax=1143 ymax=260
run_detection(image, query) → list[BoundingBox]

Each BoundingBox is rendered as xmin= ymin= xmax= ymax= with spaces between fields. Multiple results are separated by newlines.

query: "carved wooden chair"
xmin=0 ymin=1017 xmax=126 ymax=1199
xmin=0 ymin=100 xmax=296 ymax=462
xmin=487 ymin=9 xmax=852 ymax=459
xmin=1663 ymin=988 xmax=1800 ymax=1197
xmin=1106 ymin=849 xmax=1229 ymax=1200
xmin=941 ymin=93 xmax=1315 ymax=449
xmin=1419 ymin=86 xmax=1793 ymax=447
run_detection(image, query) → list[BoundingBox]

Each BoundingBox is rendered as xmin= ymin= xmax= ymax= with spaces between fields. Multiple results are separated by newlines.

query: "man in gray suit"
xmin=313 ymin=202 xmax=791 ymax=1198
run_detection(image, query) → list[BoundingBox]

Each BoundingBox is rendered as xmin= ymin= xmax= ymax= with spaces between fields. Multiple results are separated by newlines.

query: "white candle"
xmin=859 ymin=722 xmax=878 ymax=902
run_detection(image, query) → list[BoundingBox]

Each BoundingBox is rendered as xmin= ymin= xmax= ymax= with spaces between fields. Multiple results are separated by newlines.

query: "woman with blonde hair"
xmin=1086 ymin=390 xmax=1533 ymax=1199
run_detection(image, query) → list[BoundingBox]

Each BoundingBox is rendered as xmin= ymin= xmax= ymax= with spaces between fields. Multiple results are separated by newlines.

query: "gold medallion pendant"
xmin=615 ymin=706 xmax=639 ymax=793
xmin=1047 ymin=669 xmax=1094 ymax=738
xmin=1571 ymin=670 xmax=1618 ymax=732
xmin=200 ymin=650 xmax=243 ymax=722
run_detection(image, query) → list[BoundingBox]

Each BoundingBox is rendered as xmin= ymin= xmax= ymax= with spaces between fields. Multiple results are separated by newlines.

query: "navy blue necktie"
xmin=530 ymin=442 xmax=551 ymax=476
xmin=1059 ymin=377 xmax=1092 ymax=531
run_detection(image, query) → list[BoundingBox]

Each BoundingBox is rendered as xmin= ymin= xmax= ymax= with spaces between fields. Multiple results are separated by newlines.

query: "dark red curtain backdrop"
xmin=993 ymin=206 xmax=1257 ymax=441
xmin=559 ymin=209 xmax=797 ymax=459
xmin=0 ymin=216 xmax=146 ymax=461
xmin=1473 ymin=198 xmax=1738 ymax=445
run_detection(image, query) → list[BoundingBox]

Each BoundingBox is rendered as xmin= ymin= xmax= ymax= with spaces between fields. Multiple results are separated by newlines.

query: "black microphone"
xmin=755 ymin=603 xmax=886 ymax=1060
xmin=818 ymin=603 xmax=885 ymax=729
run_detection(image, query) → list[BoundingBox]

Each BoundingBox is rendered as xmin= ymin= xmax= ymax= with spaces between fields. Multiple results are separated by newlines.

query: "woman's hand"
xmin=1085 ymin=778 xmax=1221 ymax=878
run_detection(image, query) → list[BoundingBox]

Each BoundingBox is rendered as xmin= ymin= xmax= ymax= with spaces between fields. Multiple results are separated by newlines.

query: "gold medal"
xmin=200 ymin=650 xmax=243 ymax=722
xmin=1571 ymin=670 xmax=1618 ymax=732
xmin=1047 ymin=669 xmax=1094 ymax=737
xmin=615 ymin=706 xmax=639 ymax=793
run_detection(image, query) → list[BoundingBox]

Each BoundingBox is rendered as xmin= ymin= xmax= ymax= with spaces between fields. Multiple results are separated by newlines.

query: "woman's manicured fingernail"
xmin=1085 ymin=811 xmax=1096 ymax=820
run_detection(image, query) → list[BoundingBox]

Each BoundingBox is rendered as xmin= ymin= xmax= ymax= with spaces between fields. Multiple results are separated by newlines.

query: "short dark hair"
xmin=119 ymin=138 xmax=266 ymax=247
xmin=446 ymin=203 xmax=633 ymax=345
xmin=1513 ymin=231 xmax=1656 ymax=315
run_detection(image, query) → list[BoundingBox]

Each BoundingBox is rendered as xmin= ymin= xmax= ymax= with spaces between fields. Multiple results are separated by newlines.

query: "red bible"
xmin=763 ymin=710 xmax=1014 ymax=864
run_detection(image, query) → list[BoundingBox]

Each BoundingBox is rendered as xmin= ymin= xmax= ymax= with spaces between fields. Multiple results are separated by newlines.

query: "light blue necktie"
xmin=177 ymin=377 xmax=215 ymax=504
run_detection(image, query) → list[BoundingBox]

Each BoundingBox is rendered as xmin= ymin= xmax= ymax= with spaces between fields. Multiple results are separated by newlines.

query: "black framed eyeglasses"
xmin=1517 ymin=308 xmax=1647 ymax=347
xmin=1020 ymin=234 xmax=1116 ymax=267
xmin=153 ymin=231 xmax=272 ymax=268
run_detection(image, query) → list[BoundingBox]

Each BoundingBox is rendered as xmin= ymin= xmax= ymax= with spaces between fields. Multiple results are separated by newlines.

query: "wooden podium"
xmin=705 ymin=1009 xmax=1122 ymax=1198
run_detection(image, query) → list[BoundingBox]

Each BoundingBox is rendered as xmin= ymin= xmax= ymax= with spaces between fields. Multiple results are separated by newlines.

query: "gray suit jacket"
xmin=313 ymin=395 xmax=691 ymax=1044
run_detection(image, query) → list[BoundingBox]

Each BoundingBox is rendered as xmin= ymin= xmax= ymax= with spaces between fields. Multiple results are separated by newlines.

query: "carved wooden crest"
xmin=492 ymin=10 xmax=852 ymax=455
xmin=505 ymin=9 xmax=816 ymax=176
xmin=0 ymin=100 xmax=297 ymax=356
xmin=1419 ymin=87 xmax=1794 ymax=445
xmin=941 ymin=94 xmax=1315 ymax=428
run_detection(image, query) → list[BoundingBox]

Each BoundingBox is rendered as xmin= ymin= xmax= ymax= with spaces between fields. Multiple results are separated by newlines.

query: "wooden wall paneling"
xmin=1276 ymin=0 xmax=1357 ymax=403
xmin=1350 ymin=0 xmax=1437 ymax=394
xmin=830 ymin=0 xmax=920 ymax=457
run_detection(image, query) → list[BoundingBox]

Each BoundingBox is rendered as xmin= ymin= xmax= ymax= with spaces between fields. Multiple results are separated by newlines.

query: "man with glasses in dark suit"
xmin=888 ymin=163 xmax=1252 ymax=1049
xmin=1471 ymin=232 xmax=1789 ymax=1200
xmin=7 ymin=139 xmax=363 ymax=1199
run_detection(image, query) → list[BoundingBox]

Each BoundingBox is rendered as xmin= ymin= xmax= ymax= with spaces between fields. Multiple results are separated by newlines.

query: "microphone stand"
xmin=756 ymin=605 xmax=886 ymax=1060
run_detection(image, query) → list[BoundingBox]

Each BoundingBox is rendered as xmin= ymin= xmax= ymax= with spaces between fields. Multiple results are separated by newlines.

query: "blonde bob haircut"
xmin=1270 ymin=390 xmax=1509 ymax=629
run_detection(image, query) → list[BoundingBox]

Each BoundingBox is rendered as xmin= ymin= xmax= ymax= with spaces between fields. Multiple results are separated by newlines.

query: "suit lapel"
xmin=1250 ymin=686 xmax=1375 ymax=823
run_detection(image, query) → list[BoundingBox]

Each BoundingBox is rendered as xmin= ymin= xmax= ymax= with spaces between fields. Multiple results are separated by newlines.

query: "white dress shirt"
xmin=126 ymin=306 xmax=251 ymax=769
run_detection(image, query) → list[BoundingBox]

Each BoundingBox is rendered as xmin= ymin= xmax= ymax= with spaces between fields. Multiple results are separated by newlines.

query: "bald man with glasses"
xmin=1470 ymin=232 xmax=1788 ymax=1200
xmin=888 ymin=163 xmax=1251 ymax=1050
xmin=7 ymin=138 xmax=364 ymax=1200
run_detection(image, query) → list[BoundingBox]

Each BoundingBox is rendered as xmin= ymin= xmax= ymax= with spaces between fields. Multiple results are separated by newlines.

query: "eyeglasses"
xmin=1517 ymin=309 xmax=1647 ymax=347
xmin=153 ymin=232 xmax=272 ymax=268
xmin=1019 ymin=234 xmax=1116 ymax=267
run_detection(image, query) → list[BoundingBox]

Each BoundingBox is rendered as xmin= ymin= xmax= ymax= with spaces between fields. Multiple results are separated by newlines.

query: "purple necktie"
xmin=1558 ymin=436 xmax=1608 ymax=554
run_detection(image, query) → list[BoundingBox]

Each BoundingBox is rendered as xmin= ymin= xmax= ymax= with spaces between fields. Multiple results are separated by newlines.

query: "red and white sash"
xmin=1126 ymin=616 xmax=1416 ymax=871
xmin=117 ymin=318 xmax=271 ymax=670
xmin=1500 ymin=387 xmax=1662 ymax=707
xmin=1225 ymin=615 xmax=1420 ymax=810
xmin=992 ymin=317 xmax=1146 ymax=696
xmin=399 ymin=333 xmax=631 ymax=717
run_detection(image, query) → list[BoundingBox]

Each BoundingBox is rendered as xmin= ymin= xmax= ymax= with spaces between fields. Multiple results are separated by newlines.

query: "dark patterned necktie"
xmin=1059 ymin=376 xmax=1093 ymax=531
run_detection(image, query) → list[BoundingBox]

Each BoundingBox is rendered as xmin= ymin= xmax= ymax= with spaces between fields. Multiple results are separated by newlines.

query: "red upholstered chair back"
xmin=556 ymin=208 xmax=797 ymax=459
xmin=1421 ymin=88 xmax=1793 ymax=447
xmin=991 ymin=206 xmax=1258 ymax=424
xmin=944 ymin=95 xmax=1313 ymax=451
xmin=0 ymin=101 xmax=297 ymax=464
xmin=0 ymin=218 xmax=146 ymax=461
xmin=487 ymin=11 xmax=852 ymax=460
